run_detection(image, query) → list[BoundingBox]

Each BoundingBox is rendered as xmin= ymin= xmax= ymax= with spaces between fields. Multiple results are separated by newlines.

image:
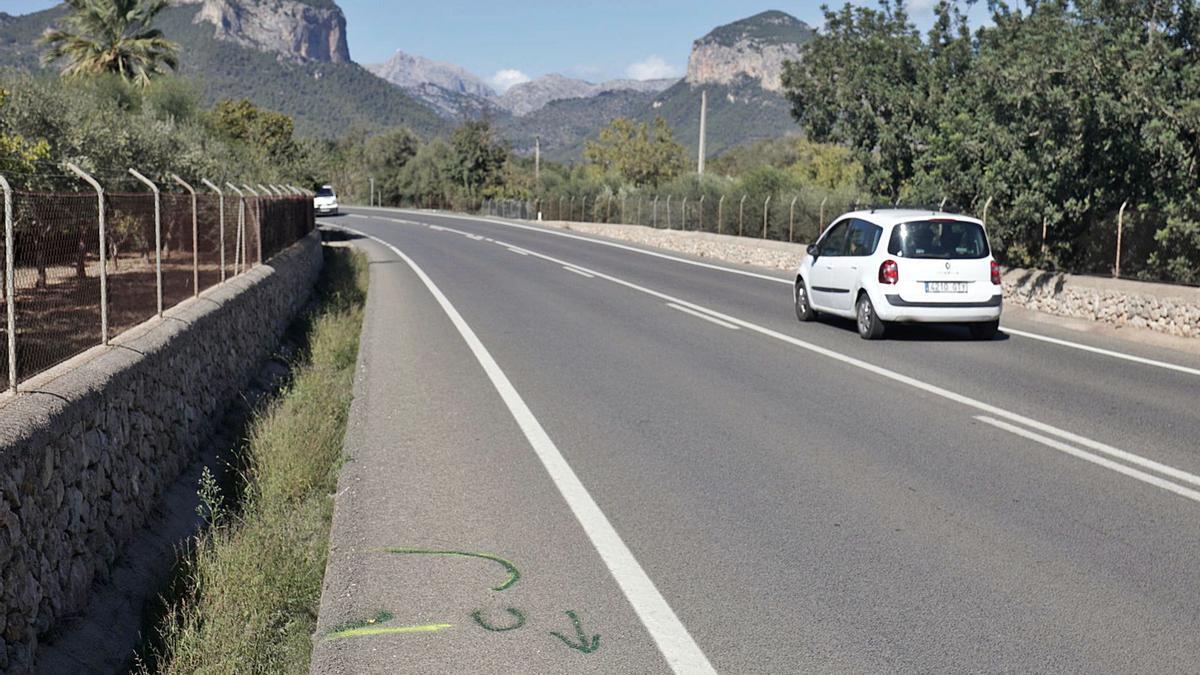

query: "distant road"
xmin=313 ymin=206 xmax=1200 ymax=674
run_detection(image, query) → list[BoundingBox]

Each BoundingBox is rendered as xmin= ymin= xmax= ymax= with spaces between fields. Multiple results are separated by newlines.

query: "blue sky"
xmin=6 ymin=1 xmax=991 ymax=90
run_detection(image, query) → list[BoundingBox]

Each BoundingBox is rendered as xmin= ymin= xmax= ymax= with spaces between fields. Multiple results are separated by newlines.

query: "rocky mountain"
xmin=686 ymin=10 xmax=814 ymax=92
xmin=0 ymin=2 xmax=445 ymax=138
xmin=176 ymin=0 xmax=351 ymax=63
xmin=497 ymin=74 xmax=674 ymax=116
xmin=367 ymin=50 xmax=494 ymax=97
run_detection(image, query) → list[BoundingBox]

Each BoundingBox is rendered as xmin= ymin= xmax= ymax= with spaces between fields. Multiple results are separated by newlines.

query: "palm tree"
xmin=39 ymin=0 xmax=180 ymax=89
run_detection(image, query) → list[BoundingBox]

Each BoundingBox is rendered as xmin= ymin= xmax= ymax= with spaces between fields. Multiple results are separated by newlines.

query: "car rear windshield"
xmin=887 ymin=220 xmax=989 ymax=259
xmin=316 ymin=187 xmax=335 ymax=197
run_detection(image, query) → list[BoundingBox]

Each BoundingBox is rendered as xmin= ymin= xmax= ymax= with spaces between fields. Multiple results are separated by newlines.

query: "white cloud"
xmin=489 ymin=69 xmax=532 ymax=93
xmin=906 ymin=0 xmax=938 ymax=13
xmin=625 ymin=55 xmax=681 ymax=81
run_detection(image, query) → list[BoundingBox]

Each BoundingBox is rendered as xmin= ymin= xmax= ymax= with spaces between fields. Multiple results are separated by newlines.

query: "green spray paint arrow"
xmin=471 ymin=607 xmax=526 ymax=632
xmin=378 ymin=547 xmax=521 ymax=592
xmin=550 ymin=610 xmax=600 ymax=654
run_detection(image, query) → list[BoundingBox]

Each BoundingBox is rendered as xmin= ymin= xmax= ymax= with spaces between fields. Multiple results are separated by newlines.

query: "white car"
xmin=314 ymin=185 xmax=339 ymax=215
xmin=794 ymin=209 xmax=1002 ymax=340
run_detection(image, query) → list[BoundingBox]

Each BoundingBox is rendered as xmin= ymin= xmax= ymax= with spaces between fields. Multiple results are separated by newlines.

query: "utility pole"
xmin=534 ymin=136 xmax=541 ymax=187
xmin=697 ymin=90 xmax=707 ymax=176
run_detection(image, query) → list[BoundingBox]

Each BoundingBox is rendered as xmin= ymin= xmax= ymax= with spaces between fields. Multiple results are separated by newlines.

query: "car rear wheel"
xmin=969 ymin=320 xmax=1000 ymax=340
xmin=856 ymin=294 xmax=886 ymax=340
xmin=795 ymin=279 xmax=816 ymax=322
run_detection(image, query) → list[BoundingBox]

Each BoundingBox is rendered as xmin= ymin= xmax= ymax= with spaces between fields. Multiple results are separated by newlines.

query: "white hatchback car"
xmin=314 ymin=185 xmax=339 ymax=216
xmin=794 ymin=209 xmax=1002 ymax=340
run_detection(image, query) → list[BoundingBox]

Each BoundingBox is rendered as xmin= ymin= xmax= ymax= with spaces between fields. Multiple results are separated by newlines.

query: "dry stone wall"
xmin=0 ymin=231 xmax=322 ymax=672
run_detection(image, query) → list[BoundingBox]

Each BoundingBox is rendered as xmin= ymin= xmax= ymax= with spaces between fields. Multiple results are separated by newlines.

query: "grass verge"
xmin=139 ymin=245 xmax=367 ymax=673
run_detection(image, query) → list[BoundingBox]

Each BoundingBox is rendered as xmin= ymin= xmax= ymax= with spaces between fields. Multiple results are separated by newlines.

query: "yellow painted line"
xmin=326 ymin=622 xmax=453 ymax=641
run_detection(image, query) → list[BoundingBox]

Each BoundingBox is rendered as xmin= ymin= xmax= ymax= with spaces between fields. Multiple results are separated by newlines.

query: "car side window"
xmin=846 ymin=219 xmax=883 ymax=257
xmin=818 ymin=221 xmax=850 ymax=257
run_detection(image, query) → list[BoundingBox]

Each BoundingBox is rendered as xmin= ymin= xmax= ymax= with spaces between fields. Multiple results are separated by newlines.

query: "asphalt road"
xmin=312 ymin=207 xmax=1200 ymax=674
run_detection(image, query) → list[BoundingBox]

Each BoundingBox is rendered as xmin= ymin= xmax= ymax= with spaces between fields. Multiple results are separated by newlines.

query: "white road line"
xmin=562 ymin=266 xmax=595 ymax=279
xmin=333 ymin=225 xmax=715 ymax=674
xmin=359 ymin=206 xmax=1200 ymax=379
xmin=1001 ymin=326 xmax=1200 ymax=377
xmin=347 ymin=213 xmax=369 ymax=219
xmin=482 ymin=235 xmax=1200 ymax=498
xmin=667 ymin=303 xmax=739 ymax=330
xmin=507 ymin=247 xmax=530 ymax=256
xmin=365 ymin=206 xmax=789 ymax=283
xmin=976 ymin=416 xmax=1200 ymax=504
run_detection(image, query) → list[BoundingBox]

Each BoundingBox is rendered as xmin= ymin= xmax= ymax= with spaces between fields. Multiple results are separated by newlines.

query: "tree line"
xmin=782 ymin=0 xmax=1200 ymax=284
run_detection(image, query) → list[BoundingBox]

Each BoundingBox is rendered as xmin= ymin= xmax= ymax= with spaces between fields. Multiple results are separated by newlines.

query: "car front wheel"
xmin=795 ymin=279 xmax=816 ymax=322
xmin=856 ymin=294 xmax=886 ymax=340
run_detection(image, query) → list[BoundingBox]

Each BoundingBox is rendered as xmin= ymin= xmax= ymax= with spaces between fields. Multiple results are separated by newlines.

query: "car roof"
xmin=840 ymin=209 xmax=984 ymax=228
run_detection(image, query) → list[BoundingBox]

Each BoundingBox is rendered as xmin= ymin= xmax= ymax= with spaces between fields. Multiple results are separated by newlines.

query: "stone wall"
xmin=538 ymin=217 xmax=1200 ymax=340
xmin=1003 ymin=268 xmax=1200 ymax=339
xmin=0 ymin=231 xmax=323 ymax=672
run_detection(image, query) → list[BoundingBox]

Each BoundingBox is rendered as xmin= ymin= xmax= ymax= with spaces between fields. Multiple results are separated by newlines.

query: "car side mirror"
xmin=806 ymin=244 xmax=820 ymax=258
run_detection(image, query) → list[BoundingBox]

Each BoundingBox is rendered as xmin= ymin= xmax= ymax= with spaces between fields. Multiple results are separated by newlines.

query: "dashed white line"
xmin=562 ymin=266 xmax=595 ymax=279
xmin=356 ymin=206 xmax=1200 ymax=380
xmin=666 ymin=303 xmax=739 ymax=330
xmin=507 ymin=247 xmax=530 ymax=256
xmin=331 ymin=224 xmax=716 ymax=674
xmin=481 ymin=234 xmax=1200 ymax=502
xmin=976 ymin=416 xmax=1200 ymax=504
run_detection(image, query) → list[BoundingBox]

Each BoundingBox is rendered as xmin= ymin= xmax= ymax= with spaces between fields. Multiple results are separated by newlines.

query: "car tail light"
xmin=879 ymin=260 xmax=899 ymax=285
xmin=990 ymin=260 xmax=1001 ymax=285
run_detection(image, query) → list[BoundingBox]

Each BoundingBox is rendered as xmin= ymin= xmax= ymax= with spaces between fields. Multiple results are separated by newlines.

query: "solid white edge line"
xmin=666 ymin=303 xmax=740 ymax=330
xmin=507 ymin=247 xmax=530 ymax=256
xmin=358 ymin=206 xmax=1200 ymax=379
xmin=1000 ymin=326 xmax=1200 ymax=377
xmin=475 ymin=233 xmax=1200 ymax=493
xmin=975 ymin=416 xmax=1200 ymax=504
xmin=332 ymin=224 xmax=716 ymax=674
xmin=562 ymin=266 xmax=595 ymax=279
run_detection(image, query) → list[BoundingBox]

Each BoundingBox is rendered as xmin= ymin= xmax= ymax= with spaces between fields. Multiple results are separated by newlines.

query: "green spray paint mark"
xmin=326 ymin=622 xmax=453 ymax=641
xmin=378 ymin=547 xmax=521 ymax=592
xmin=328 ymin=610 xmax=394 ymax=636
xmin=471 ymin=607 xmax=526 ymax=632
xmin=550 ymin=610 xmax=600 ymax=654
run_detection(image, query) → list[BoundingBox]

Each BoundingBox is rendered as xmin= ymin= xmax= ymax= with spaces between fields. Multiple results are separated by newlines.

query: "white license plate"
xmin=925 ymin=282 xmax=968 ymax=294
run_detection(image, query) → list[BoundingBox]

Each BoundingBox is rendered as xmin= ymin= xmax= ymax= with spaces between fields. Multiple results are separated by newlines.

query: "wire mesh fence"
xmin=1 ymin=171 xmax=314 ymax=392
xmin=479 ymin=189 xmax=1190 ymax=286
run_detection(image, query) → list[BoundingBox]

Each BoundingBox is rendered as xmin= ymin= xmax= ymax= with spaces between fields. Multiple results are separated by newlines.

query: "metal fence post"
xmin=129 ymin=169 xmax=163 ymax=316
xmin=227 ymin=183 xmax=246 ymax=275
xmin=1115 ymin=200 xmax=1128 ymax=278
xmin=170 ymin=174 xmax=199 ymax=297
xmin=581 ymin=196 xmax=588 ymax=222
xmin=762 ymin=195 xmax=772 ymax=238
xmin=666 ymin=195 xmax=672 ymax=230
xmin=819 ymin=196 xmax=828 ymax=238
xmin=718 ymin=195 xmax=725 ymax=234
xmin=66 ymin=163 xmax=108 ymax=345
xmin=201 ymin=179 xmax=225 ymax=282
xmin=738 ymin=194 xmax=747 ymax=237
xmin=637 ymin=197 xmax=642 ymax=226
xmin=681 ymin=196 xmax=688 ymax=230
xmin=699 ymin=195 xmax=705 ymax=231
xmin=1 ymin=174 xmax=15 ymax=392
xmin=244 ymin=184 xmax=263 ymax=264
xmin=653 ymin=196 xmax=659 ymax=228
xmin=789 ymin=196 xmax=798 ymax=242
